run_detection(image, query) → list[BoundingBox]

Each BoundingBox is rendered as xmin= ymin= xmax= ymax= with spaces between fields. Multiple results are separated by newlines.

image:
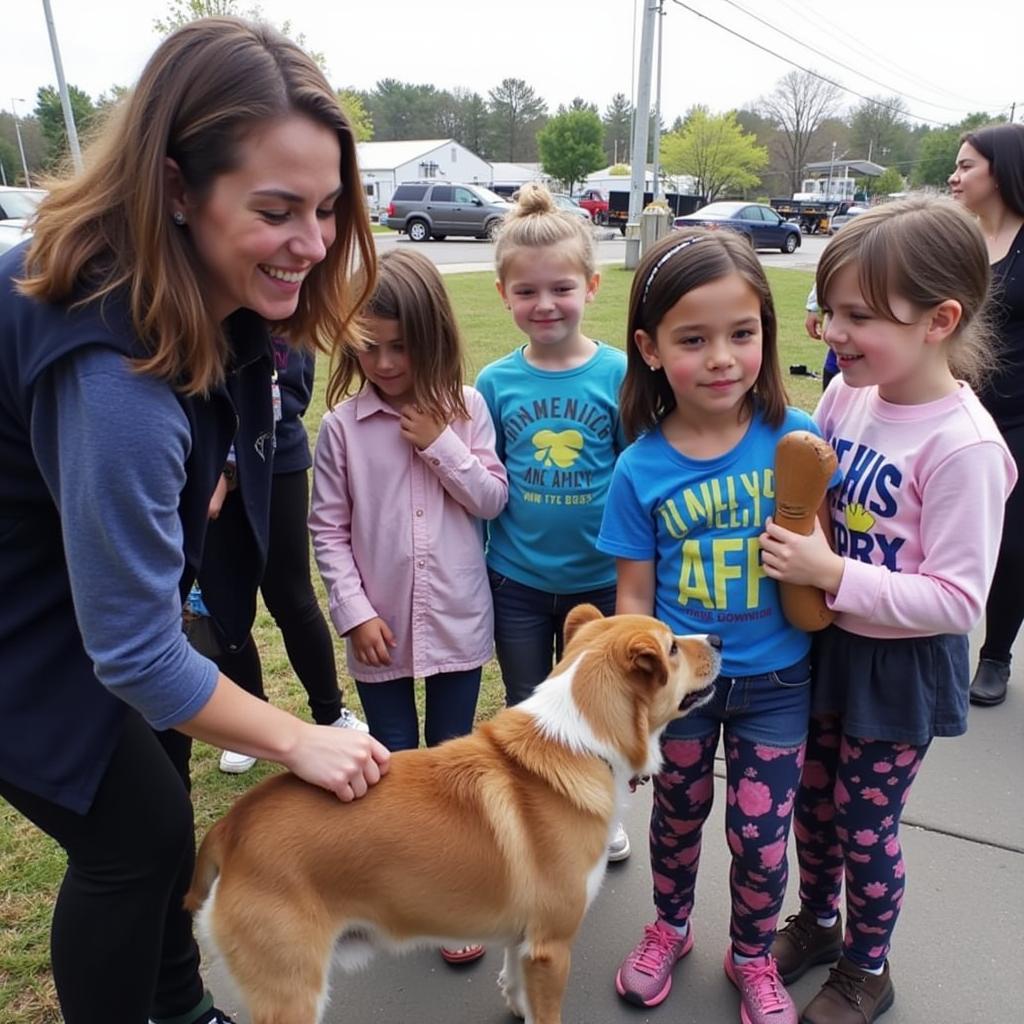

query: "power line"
xmin=717 ymin=0 xmax=1000 ymax=116
xmin=771 ymin=0 xmax=1005 ymax=112
xmin=666 ymin=0 xmax=996 ymax=128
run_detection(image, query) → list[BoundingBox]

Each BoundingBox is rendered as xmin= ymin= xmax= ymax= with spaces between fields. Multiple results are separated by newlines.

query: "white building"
xmin=583 ymin=165 xmax=698 ymax=198
xmin=357 ymin=140 xmax=493 ymax=214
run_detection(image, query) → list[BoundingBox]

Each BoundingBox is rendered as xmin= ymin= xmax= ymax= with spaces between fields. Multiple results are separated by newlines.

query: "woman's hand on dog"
xmin=288 ymin=724 xmax=391 ymax=802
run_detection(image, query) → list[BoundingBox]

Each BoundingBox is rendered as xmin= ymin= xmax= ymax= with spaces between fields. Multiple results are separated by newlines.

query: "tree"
xmin=365 ymin=80 xmax=444 ymax=141
xmin=602 ymin=92 xmax=631 ymax=166
xmin=488 ymin=78 xmax=547 ymax=162
xmin=660 ymin=110 xmax=768 ymax=203
xmin=154 ymin=1 xmax=325 ymax=69
xmin=872 ymin=166 xmax=906 ymax=196
xmin=759 ymin=71 xmax=842 ymax=193
xmin=153 ymin=0 xmax=253 ymax=33
xmin=848 ymin=96 xmax=909 ymax=164
xmin=0 ymin=136 xmax=21 ymax=185
xmin=337 ymin=89 xmax=373 ymax=142
xmin=911 ymin=114 xmax=1000 ymax=187
xmin=434 ymin=88 xmax=490 ymax=155
xmin=34 ymin=85 xmax=97 ymax=167
xmin=537 ymin=109 xmax=605 ymax=195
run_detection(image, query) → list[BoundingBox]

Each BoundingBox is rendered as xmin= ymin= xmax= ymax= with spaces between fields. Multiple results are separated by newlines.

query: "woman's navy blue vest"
xmin=0 ymin=245 xmax=272 ymax=811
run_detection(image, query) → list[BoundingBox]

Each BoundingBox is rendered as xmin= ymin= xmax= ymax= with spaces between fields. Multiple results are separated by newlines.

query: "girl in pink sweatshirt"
xmin=759 ymin=198 xmax=1016 ymax=1024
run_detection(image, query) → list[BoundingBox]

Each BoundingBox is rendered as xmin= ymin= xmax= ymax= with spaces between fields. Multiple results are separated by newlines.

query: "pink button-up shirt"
xmin=310 ymin=385 xmax=508 ymax=682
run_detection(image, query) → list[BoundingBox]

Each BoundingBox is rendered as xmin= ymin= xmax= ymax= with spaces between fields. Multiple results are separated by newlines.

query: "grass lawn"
xmin=0 ymin=263 xmax=822 ymax=1024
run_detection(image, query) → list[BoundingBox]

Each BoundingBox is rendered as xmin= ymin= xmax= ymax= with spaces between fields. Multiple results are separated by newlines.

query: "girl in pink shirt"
xmin=759 ymin=198 xmax=1016 ymax=1024
xmin=310 ymin=248 xmax=507 ymax=765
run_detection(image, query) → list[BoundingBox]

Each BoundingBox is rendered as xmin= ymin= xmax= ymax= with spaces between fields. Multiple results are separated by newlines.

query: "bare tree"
xmin=759 ymin=71 xmax=842 ymax=193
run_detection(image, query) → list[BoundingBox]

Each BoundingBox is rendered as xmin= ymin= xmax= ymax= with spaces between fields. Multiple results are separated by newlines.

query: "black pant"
xmin=216 ymin=469 xmax=343 ymax=724
xmin=981 ymin=422 xmax=1024 ymax=663
xmin=0 ymin=715 xmax=202 ymax=1024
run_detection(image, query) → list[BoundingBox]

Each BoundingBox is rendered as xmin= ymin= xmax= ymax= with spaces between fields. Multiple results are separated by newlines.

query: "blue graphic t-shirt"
xmin=598 ymin=407 xmax=827 ymax=676
xmin=476 ymin=342 xmax=627 ymax=593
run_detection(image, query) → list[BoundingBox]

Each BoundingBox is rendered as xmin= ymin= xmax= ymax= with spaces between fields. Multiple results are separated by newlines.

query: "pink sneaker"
xmin=615 ymin=919 xmax=693 ymax=1007
xmin=723 ymin=950 xmax=797 ymax=1024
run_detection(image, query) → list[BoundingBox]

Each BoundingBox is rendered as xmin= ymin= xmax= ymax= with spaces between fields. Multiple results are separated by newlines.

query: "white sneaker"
xmin=219 ymin=749 xmax=257 ymax=774
xmin=332 ymin=708 xmax=369 ymax=732
xmin=607 ymin=821 xmax=631 ymax=862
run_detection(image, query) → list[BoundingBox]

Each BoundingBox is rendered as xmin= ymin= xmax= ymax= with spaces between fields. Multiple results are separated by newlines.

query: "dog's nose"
xmin=706 ymin=634 xmax=722 ymax=650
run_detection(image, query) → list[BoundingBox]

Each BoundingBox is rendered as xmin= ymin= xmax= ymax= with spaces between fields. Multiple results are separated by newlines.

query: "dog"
xmin=185 ymin=604 xmax=722 ymax=1024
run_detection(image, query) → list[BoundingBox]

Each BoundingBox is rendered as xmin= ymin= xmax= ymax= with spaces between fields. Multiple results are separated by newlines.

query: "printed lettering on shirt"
xmin=509 ymin=395 xmax=612 ymax=508
xmin=829 ymin=438 xmax=904 ymax=570
xmin=655 ymin=469 xmax=773 ymax=614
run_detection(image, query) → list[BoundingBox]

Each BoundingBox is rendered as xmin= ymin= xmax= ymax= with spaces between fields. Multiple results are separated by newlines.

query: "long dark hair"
xmin=619 ymin=230 xmax=786 ymax=443
xmin=961 ymin=123 xmax=1024 ymax=217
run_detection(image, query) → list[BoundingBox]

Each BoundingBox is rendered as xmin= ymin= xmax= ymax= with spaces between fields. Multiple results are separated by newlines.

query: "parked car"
xmin=0 ymin=186 xmax=46 ymax=221
xmin=828 ymin=205 xmax=869 ymax=234
xmin=551 ymin=193 xmax=592 ymax=222
xmin=574 ymin=188 xmax=609 ymax=225
xmin=381 ymin=181 xmax=512 ymax=241
xmin=673 ymin=201 xmax=802 ymax=254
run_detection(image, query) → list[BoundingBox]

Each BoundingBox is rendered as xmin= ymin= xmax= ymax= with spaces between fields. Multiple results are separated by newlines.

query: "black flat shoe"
xmin=969 ymin=658 xmax=1010 ymax=706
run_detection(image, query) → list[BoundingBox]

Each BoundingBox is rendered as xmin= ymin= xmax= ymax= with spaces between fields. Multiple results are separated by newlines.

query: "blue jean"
xmin=488 ymin=571 xmax=617 ymax=705
xmin=664 ymin=655 xmax=812 ymax=746
xmin=355 ymin=668 xmax=482 ymax=752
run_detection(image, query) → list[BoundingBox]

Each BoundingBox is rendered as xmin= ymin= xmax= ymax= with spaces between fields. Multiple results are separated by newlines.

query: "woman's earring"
xmin=649 ymin=363 xmax=659 ymax=372
xmin=173 ymin=211 xmax=186 ymax=226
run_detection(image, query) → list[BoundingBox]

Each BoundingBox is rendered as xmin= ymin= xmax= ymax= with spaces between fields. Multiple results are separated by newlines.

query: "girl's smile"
xmin=635 ymin=271 xmax=764 ymax=430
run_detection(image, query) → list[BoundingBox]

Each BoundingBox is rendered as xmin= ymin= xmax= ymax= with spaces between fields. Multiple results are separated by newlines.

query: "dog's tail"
xmin=183 ymin=818 xmax=227 ymax=913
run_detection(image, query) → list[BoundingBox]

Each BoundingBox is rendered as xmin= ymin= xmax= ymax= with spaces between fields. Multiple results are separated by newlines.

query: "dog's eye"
xmin=669 ymin=641 xmax=678 ymax=655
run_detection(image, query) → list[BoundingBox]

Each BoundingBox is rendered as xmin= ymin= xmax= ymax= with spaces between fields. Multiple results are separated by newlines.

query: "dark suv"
xmin=382 ymin=181 xmax=512 ymax=241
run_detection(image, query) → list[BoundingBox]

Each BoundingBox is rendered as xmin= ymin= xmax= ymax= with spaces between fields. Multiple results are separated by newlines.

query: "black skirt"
xmin=811 ymin=625 xmax=969 ymax=745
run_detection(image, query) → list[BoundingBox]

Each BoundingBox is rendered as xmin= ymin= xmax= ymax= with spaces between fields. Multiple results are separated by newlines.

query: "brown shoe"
xmin=800 ymin=956 xmax=894 ymax=1024
xmin=772 ymin=907 xmax=842 ymax=984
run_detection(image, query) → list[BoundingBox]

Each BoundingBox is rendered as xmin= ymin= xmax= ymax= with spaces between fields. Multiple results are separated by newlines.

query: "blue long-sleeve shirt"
xmin=31 ymin=345 xmax=219 ymax=729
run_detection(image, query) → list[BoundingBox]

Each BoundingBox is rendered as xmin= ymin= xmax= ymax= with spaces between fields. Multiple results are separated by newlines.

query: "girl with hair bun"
xmin=475 ymin=183 xmax=630 ymax=859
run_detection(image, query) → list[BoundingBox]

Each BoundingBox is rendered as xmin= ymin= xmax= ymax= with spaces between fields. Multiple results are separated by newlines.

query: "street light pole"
xmin=11 ymin=98 xmax=31 ymax=187
xmin=41 ymin=0 xmax=83 ymax=173
xmin=826 ymin=141 xmax=836 ymax=200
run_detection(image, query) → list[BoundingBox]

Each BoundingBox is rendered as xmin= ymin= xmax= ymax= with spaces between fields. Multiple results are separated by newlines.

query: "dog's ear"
xmin=626 ymin=633 xmax=669 ymax=689
xmin=564 ymin=603 xmax=603 ymax=647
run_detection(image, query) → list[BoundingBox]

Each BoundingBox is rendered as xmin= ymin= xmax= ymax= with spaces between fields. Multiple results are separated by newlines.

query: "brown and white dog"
xmin=185 ymin=605 xmax=722 ymax=1024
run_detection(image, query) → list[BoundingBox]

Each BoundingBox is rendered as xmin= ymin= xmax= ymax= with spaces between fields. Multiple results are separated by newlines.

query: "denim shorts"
xmin=664 ymin=655 xmax=812 ymax=747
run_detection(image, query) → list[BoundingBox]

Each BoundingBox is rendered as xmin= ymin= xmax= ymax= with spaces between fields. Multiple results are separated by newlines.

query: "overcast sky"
xmin=5 ymin=0 xmax=1020 ymax=130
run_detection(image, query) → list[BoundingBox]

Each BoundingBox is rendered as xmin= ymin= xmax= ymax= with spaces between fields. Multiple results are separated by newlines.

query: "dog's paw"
xmin=498 ymin=969 xmax=527 ymax=1019
xmin=628 ymin=774 xmax=651 ymax=792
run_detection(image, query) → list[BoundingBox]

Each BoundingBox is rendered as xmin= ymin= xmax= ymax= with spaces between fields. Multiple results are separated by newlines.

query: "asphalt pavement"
xmin=203 ymin=626 xmax=1023 ymax=1024
xmin=373 ymin=229 xmax=830 ymax=276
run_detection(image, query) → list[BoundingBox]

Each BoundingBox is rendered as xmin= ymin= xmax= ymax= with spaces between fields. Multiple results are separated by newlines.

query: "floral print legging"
xmin=793 ymin=714 xmax=929 ymax=971
xmin=651 ymin=730 xmax=805 ymax=957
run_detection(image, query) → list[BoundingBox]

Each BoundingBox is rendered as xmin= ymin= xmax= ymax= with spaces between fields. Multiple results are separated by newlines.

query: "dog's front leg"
xmin=498 ymin=944 xmax=527 ymax=1019
xmin=520 ymin=941 xmax=571 ymax=1024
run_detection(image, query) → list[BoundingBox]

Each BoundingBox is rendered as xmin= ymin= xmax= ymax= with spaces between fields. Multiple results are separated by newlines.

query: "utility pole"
xmin=11 ymin=98 xmax=31 ymax=187
xmin=626 ymin=0 xmax=657 ymax=268
xmin=651 ymin=0 xmax=665 ymax=200
xmin=41 ymin=0 xmax=83 ymax=173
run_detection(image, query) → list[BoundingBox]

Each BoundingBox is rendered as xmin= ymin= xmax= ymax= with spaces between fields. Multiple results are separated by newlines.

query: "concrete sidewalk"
xmin=205 ymin=642 xmax=1023 ymax=1023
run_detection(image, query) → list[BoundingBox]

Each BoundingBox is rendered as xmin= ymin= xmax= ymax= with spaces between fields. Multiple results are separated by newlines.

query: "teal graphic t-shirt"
xmin=476 ymin=342 xmax=626 ymax=593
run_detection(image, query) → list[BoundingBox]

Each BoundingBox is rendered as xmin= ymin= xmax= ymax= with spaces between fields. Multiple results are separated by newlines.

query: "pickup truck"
xmin=574 ymin=188 xmax=610 ymax=226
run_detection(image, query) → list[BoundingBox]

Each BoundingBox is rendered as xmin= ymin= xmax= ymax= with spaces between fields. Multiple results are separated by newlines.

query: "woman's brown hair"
xmin=619 ymin=229 xmax=787 ymax=442
xmin=18 ymin=17 xmax=375 ymax=395
xmin=816 ymin=196 xmax=993 ymax=385
xmin=327 ymin=248 xmax=468 ymax=421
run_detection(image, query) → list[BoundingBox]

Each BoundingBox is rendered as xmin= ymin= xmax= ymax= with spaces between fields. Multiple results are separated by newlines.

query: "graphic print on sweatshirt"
xmin=829 ymin=437 xmax=904 ymax=571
